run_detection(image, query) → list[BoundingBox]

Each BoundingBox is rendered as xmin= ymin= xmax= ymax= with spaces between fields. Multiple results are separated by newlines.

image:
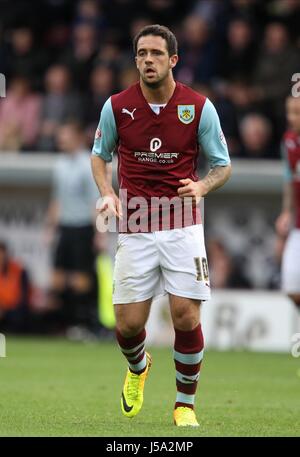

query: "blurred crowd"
xmin=0 ymin=0 xmax=299 ymax=158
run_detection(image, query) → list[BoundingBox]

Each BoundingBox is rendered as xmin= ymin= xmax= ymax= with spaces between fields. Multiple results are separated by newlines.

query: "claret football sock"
xmin=116 ymin=328 xmax=147 ymax=374
xmin=173 ymin=323 xmax=204 ymax=410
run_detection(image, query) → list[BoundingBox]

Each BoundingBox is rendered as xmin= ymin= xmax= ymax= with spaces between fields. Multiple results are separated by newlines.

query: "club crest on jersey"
xmin=177 ymin=105 xmax=195 ymax=124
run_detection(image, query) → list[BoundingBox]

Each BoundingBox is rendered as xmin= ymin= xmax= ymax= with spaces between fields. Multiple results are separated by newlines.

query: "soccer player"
xmin=276 ymin=95 xmax=300 ymax=310
xmin=91 ymin=25 xmax=231 ymax=426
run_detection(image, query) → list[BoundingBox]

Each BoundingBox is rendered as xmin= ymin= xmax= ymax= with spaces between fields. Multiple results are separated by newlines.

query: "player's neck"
xmin=139 ymin=76 xmax=176 ymax=104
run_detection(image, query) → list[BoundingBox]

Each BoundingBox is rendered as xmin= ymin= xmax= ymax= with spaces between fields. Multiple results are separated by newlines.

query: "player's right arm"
xmin=276 ymin=142 xmax=294 ymax=237
xmin=91 ymin=97 xmax=123 ymax=219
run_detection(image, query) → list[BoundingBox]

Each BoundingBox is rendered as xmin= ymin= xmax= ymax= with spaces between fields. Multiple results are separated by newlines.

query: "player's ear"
xmin=135 ymin=56 xmax=138 ymax=68
xmin=170 ymin=54 xmax=178 ymax=69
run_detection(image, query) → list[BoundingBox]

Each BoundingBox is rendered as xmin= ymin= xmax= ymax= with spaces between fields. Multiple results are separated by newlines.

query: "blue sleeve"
xmin=198 ymin=98 xmax=231 ymax=167
xmin=281 ymin=142 xmax=293 ymax=182
xmin=92 ymin=97 xmax=118 ymax=162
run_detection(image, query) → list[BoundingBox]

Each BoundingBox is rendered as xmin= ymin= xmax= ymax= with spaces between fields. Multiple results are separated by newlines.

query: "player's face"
xmin=286 ymin=97 xmax=300 ymax=133
xmin=135 ymin=35 xmax=178 ymax=87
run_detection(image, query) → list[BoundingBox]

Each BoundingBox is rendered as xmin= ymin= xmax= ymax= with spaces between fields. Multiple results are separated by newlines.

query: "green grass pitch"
xmin=0 ymin=336 xmax=299 ymax=437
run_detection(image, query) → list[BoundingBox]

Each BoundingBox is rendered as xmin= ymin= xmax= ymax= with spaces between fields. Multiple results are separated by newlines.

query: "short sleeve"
xmin=198 ymin=98 xmax=231 ymax=168
xmin=92 ymin=97 xmax=118 ymax=162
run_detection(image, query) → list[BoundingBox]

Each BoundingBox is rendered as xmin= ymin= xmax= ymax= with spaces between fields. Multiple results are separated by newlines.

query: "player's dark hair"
xmin=133 ymin=24 xmax=178 ymax=56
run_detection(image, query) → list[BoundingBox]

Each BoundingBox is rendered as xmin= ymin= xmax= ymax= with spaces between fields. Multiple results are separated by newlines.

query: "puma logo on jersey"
xmin=122 ymin=108 xmax=136 ymax=120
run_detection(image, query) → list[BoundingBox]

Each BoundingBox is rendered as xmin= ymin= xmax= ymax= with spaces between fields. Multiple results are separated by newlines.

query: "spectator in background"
xmin=229 ymin=0 xmax=268 ymax=29
xmin=251 ymin=22 xmax=299 ymax=136
xmin=74 ymin=0 xmax=107 ymax=30
xmin=0 ymin=241 xmax=31 ymax=333
xmin=268 ymin=0 xmax=300 ymax=43
xmin=192 ymin=0 xmax=230 ymax=41
xmin=5 ymin=26 xmax=49 ymax=90
xmin=60 ymin=23 xmax=99 ymax=93
xmin=0 ymin=76 xmax=41 ymax=151
xmin=219 ymin=17 xmax=257 ymax=83
xmin=238 ymin=113 xmax=275 ymax=158
xmin=95 ymin=41 xmax=122 ymax=71
xmin=175 ymin=15 xmax=218 ymax=85
xmin=207 ymin=238 xmax=251 ymax=289
xmin=44 ymin=121 xmax=99 ymax=334
xmin=37 ymin=64 xmax=82 ymax=152
xmin=192 ymin=82 xmax=240 ymax=157
xmin=83 ymin=64 xmax=115 ymax=145
xmin=218 ymin=18 xmax=259 ymax=119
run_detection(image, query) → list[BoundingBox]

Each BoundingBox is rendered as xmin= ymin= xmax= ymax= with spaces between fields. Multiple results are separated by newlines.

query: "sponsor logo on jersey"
xmin=177 ymin=105 xmax=195 ymax=124
xmin=134 ymin=151 xmax=179 ymax=163
xmin=150 ymin=138 xmax=162 ymax=152
xmin=122 ymin=107 xmax=136 ymax=120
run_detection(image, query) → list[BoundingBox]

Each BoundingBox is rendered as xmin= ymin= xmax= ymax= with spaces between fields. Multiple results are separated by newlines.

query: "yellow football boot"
xmin=121 ymin=352 xmax=152 ymax=418
xmin=173 ymin=407 xmax=199 ymax=427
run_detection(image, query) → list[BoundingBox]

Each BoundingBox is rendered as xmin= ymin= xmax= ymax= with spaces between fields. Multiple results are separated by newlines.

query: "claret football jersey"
xmin=282 ymin=130 xmax=300 ymax=228
xmin=92 ymin=81 xmax=230 ymax=232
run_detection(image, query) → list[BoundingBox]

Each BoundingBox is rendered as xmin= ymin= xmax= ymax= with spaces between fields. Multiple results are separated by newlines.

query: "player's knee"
xmin=116 ymin=322 xmax=144 ymax=338
xmin=172 ymin=307 xmax=199 ymax=331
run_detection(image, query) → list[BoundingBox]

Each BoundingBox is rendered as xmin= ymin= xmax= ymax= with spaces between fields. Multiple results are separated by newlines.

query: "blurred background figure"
xmin=60 ymin=23 xmax=99 ymax=93
xmin=37 ymin=64 xmax=82 ymax=152
xmin=238 ymin=113 xmax=275 ymax=159
xmin=44 ymin=121 xmax=99 ymax=336
xmin=0 ymin=241 xmax=31 ymax=333
xmin=0 ymin=76 xmax=41 ymax=151
xmin=219 ymin=17 xmax=257 ymax=84
xmin=5 ymin=26 xmax=49 ymax=90
xmin=251 ymin=22 xmax=299 ymax=137
xmin=175 ymin=15 xmax=217 ymax=85
xmin=83 ymin=64 xmax=115 ymax=145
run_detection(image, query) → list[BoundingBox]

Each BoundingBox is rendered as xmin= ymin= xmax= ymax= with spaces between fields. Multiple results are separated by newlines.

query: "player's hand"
xmin=275 ymin=210 xmax=291 ymax=238
xmin=97 ymin=194 xmax=123 ymax=220
xmin=177 ymin=179 xmax=206 ymax=204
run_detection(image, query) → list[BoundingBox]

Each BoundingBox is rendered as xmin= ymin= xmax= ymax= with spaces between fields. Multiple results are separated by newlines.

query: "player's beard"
xmin=141 ymin=68 xmax=169 ymax=89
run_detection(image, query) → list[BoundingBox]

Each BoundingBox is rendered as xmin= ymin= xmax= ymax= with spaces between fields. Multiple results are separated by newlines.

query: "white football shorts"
xmin=113 ymin=224 xmax=211 ymax=304
xmin=281 ymin=228 xmax=300 ymax=294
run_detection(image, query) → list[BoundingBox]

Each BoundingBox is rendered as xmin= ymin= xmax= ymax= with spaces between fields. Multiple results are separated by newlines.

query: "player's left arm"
xmin=178 ymin=98 xmax=231 ymax=201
